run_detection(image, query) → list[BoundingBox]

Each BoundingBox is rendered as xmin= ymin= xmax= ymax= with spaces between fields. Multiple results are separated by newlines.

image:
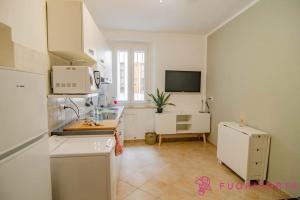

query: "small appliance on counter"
xmin=51 ymin=66 xmax=101 ymax=94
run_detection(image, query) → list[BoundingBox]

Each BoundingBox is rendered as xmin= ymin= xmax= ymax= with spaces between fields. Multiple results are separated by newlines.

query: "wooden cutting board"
xmin=63 ymin=119 xmax=118 ymax=131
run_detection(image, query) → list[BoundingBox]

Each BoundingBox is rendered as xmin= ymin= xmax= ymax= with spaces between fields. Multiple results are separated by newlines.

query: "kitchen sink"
xmin=93 ymin=110 xmax=118 ymax=120
xmin=100 ymin=111 xmax=117 ymax=120
xmin=92 ymin=107 xmax=120 ymax=121
xmin=105 ymin=107 xmax=119 ymax=111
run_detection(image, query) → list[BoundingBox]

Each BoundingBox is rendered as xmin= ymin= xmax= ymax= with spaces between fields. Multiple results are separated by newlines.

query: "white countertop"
xmin=49 ymin=136 xmax=115 ymax=157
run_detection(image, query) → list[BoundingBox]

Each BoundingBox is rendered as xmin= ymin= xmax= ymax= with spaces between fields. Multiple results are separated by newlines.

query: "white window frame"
xmin=112 ymin=42 xmax=150 ymax=105
xmin=116 ymin=50 xmax=129 ymax=102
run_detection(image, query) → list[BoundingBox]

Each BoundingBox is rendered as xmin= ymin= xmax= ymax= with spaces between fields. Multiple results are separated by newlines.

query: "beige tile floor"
xmin=117 ymin=140 xmax=289 ymax=200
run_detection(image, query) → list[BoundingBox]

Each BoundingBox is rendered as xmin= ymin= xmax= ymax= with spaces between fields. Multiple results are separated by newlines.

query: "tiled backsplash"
xmin=47 ymin=97 xmax=94 ymax=132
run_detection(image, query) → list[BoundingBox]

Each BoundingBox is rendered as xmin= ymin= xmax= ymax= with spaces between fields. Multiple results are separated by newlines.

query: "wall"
xmin=207 ymin=0 xmax=300 ymax=196
xmin=103 ymin=29 xmax=207 ymax=139
xmin=103 ymin=29 xmax=207 ymax=111
xmin=0 ymin=0 xmax=89 ymax=132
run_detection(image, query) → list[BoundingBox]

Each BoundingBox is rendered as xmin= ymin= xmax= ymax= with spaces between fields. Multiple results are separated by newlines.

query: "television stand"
xmin=155 ymin=112 xmax=210 ymax=145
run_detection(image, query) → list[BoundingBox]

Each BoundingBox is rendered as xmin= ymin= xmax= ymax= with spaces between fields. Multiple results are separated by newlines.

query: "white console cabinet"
xmin=217 ymin=122 xmax=270 ymax=183
xmin=155 ymin=112 xmax=210 ymax=145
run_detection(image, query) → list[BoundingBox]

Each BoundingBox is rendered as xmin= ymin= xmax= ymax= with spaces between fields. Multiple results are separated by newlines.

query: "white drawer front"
xmin=249 ymin=148 xmax=267 ymax=162
xmin=248 ymin=161 xmax=264 ymax=177
xmin=250 ymin=135 xmax=269 ymax=149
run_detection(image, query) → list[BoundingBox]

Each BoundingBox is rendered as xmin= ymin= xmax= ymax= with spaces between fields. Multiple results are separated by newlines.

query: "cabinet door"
xmin=217 ymin=125 xmax=249 ymax=180
xmin=51 ymin=156 xmax=108 ymax=200
xmin=47 ymin=1 xmax=82 ymax=53
xmin=192 ymin=113 xmax=210 ymax=133
xmin=82 ymin=3 xmax=100 ymax=60
xmin=104 ymin=49 xmax=112 ymax=82
xmin=155 ymin=113 xmax=176 ymax=134
xmin=96 ymin=63 xmax=106 ymax=79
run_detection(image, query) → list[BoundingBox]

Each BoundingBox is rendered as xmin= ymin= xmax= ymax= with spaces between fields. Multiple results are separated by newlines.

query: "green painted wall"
xmin=207 ymin=0 xmax=300 ymax=196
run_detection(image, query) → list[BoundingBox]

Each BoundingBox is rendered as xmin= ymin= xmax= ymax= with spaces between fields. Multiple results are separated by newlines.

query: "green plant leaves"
xmin=148 ymin=88 xmax=176 ymax=108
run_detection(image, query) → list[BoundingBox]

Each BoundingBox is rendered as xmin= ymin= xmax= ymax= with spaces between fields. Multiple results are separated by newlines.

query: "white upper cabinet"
xmin=47 ymin=0 xmax=109 ymax=64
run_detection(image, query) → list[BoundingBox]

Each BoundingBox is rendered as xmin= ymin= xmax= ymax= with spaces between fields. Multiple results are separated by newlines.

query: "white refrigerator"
xmin=0 ymin=68 xmax=52 ymax=200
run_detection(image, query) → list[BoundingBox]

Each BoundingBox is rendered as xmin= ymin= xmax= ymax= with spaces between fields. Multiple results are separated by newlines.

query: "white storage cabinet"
xmin=217 ymin=122 xmax=270 ymax=183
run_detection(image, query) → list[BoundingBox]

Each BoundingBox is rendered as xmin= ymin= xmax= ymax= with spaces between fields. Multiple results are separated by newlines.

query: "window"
xmin=113 ymin=44 xmax=148 ymax=104
xmin=133 ymin=51 xmax=145 ymax=101
xmin=117 ymin=51 xmax=128 ymax=101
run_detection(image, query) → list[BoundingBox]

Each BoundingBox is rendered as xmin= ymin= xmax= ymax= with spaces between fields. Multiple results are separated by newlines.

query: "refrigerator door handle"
xmin=0 ymin=132 xmax=48 ymax=161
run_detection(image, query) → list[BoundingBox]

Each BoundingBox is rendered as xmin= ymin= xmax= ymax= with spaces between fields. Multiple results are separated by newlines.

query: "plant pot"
xmin=157 ymin=107 xmax=163 ymax=113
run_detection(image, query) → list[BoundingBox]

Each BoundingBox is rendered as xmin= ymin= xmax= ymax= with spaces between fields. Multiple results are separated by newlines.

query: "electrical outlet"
xmin=59 ymin=104 xmax=65 ymax=111
xmin=207 ymin=97 xmax=214 ymax=102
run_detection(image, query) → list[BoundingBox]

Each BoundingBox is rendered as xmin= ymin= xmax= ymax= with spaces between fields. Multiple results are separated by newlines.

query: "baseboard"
xmin=265 ymin=181 xmax=293 ymax=198
xmin=124 ymin=139 xmax=145 ymax=143
xmin=125 ymin=134 xmax=206 ymax=144
xmin=207 ymin=137 xmax=217 ymax=146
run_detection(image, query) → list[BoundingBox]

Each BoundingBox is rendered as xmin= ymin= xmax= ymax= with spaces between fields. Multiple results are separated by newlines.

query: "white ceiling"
xmin=85 ymin=0 xmax=256 ymax=34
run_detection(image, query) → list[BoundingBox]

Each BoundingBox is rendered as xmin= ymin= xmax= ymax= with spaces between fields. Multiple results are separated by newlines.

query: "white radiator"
xmin=217 ymin=122 xmax=270 ymax=183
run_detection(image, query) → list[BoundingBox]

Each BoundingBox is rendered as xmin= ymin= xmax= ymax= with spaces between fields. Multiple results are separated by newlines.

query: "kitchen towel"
xmin=114 ymin=131 xmax=123 ymax=156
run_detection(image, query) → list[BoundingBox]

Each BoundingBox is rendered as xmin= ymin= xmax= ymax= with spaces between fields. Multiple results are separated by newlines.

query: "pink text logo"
xmin=195 ymin=176 xmax=299 ymax=197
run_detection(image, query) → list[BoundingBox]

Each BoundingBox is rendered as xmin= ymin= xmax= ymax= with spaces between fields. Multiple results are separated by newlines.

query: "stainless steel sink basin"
xmin=104 ymin=107 xmax=119 ymax=111
xmin=93 ymin=107 xmax=119 ymax=120
xmin=100 ymin=111 xmax=117 ymax=120
xmin=93 ymin=111 xmax=117 ymax=120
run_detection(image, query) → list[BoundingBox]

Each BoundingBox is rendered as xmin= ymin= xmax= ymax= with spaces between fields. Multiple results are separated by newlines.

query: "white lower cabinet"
xmin=155 ymin=113 xmax=176 ymax=134
xmin=155 ymin=112 xmax=210 ymax=135
xmin=192 ymin=113 xmax=210 ymax=133
xmin=217 ymin=122 xmax=271 ymax=183
xmin=49 ymin=137 xmax=117 ymax=200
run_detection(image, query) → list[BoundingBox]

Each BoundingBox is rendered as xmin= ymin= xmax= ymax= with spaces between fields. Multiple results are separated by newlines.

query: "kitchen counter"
xmin=64 ymin=106 xmax=124 ymax=131
xmin=52 ymin=106 xmax=124 ymax=136
xmin=63 ymin=119 xmax=118 ymax=131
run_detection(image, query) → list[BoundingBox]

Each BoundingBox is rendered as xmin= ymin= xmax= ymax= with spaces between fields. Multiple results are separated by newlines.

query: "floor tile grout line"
xmin=119 ymin=141 xmax=288 ymax=200
xmin=119 ymin=187 xmax=138 ymax=200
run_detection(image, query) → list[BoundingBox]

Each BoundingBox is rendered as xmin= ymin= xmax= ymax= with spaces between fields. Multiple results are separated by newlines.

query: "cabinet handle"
xmin=257 ymin=149 xmax=259 ymax=152
xmin=16 ymin=84 xmax=25 ymax=88
xmin=100 ymin=59 xmax=104 ymax=64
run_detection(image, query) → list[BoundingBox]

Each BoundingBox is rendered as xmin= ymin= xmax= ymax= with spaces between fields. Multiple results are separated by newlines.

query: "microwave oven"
xmin=52 ymin=66 xmax=101 ymax=94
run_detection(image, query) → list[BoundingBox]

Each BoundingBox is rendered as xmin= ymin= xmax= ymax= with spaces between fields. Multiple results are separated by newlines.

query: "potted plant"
xmin=148 ymin=88 xmax=175 ymax=113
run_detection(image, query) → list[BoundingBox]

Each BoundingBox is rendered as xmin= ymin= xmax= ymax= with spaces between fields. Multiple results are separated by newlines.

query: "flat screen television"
xmin=165 ymin=70 xmax=201 ymax=92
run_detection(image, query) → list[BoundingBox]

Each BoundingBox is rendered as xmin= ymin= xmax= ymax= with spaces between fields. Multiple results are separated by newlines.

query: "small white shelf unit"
xmin=155 ymin=112 xmax=210 ymax=145
xmin=176 ymin=114 xmax=193 ymax=132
